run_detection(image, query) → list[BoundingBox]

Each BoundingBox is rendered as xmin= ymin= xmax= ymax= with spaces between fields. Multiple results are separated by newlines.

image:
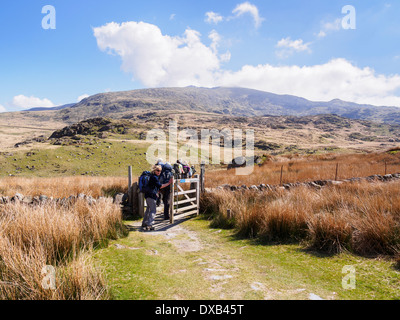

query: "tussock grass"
xmin=0 ymin=176 xmax=128 ymax=198
xmin=0 ymin=199 xmax=128 ymax=300
xmin=201 ymin=180 xmax=400 ymax=259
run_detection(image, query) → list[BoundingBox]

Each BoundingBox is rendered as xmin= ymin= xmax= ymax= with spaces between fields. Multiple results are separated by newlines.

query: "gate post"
xmin=138 ymin=192 xmax=145 ymax=218
xmin=200 ymin=162 xmax=205 ymax=193
xmin=169 ymin=178 xmax=175 ymax=224
xmin=195 ymin=174 xmax=200 ymax=216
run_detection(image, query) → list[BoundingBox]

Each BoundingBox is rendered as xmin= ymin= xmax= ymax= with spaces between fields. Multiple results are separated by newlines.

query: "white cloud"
xmin=276 ymin=37 xmax=312 ymax=58
xmin=232 ymin=2 xmax=264 ymax=29
xmin=77 ymin=94 xmax=90 ymax=102
xmin=169 ymin=14 xmax=176 ymax=21
xmin=11 ymin=95 xmax=55 ymax=110
xmin=317 ymin=18 xmax=342 ymax=38
xmin=0 ymin=104 xmax=6 ymax=113
xmin=93 ymin=21 xmax=221 ymax=87
xmin=205 ymin=11 xmax=223 ymax=24
xmin=218 ymin=59 xmax=400 ymax=106
xmin=94 ymin=21 xmax=400 ymax=107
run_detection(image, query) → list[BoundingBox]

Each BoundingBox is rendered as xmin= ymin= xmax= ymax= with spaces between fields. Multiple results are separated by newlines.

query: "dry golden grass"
xmin=0 ymin=199 xmax=128 ymax=300
xmin=205 ymin=152 xmax=400 ymax=188
xmin=0 ymin=176 xmax=128 ymax=198
xmin=201 ymin=180 xmax=400 ymax=258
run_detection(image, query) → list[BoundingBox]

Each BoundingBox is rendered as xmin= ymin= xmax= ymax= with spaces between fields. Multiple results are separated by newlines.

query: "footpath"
xmin=93 ymin=211 xmax=354 ymax=300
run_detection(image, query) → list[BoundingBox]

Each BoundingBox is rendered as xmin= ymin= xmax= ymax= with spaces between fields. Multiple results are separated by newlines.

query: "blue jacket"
xmin=145 ymin=174 xmax=162 ymax=200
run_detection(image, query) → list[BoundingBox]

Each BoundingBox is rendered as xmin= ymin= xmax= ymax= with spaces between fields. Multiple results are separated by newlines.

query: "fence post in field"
xmin=335 ymin=163 xmax=339 ymax=181
xmin=280 ymin=165 xmax=284 ymax=186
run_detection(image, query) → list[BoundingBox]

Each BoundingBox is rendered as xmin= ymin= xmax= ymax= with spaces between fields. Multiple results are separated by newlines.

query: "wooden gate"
xmin=129 ymin=163 xmax=205 ymax=225
xmin=169 ymin=175 xmax=200 ymax=224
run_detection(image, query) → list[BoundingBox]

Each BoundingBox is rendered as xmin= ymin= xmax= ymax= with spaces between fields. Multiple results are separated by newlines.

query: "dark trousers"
xmin=160 ymin=187 xmax=171 ymax=219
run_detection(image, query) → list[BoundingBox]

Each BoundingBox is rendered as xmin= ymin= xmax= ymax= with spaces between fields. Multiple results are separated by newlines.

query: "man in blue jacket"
xmin=142 ymin=165 xmax=172 ymax=231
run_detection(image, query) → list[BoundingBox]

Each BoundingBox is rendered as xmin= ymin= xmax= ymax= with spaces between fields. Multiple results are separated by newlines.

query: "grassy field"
xmin=0 ymin=139 xmax=150 ymax=178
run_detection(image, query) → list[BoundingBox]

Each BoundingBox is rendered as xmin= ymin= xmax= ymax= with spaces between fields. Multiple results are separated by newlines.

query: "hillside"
xmin=53 ymin=87 xmax=400 ymax=125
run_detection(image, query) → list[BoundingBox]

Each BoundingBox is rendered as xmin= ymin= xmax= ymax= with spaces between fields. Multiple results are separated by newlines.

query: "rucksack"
xmin=160 ymin=163 xmax=173 ymax=184
xmin=173 ymin=163 xmax=184 ymax=178
xmin=138 ymin=171 xmax=151 ymax=193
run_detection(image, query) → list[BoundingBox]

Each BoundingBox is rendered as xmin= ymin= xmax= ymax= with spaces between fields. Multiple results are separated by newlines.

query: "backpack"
xmin=160 ymin=163 xmax=173 ymax=184
xmin=182 ymin=165 xmax=191 ymax=178
xmin=173 ymin=163 xmax=184 ymax=179
xmin=138 ymin=171 xmax=152 ymax=193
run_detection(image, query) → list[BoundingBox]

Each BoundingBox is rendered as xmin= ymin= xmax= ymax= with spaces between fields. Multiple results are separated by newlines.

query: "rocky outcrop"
xmin=49 ymin=117 xmax=127 ymax=140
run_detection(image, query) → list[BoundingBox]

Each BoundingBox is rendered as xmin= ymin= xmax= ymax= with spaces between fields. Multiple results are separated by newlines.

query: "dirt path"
xmin=97 ymin=211 xmax=334 ymax=300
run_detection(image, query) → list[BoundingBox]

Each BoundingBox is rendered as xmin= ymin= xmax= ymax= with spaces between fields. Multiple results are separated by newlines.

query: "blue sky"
xmin=1 ymin=0 xmax=400 ymax=112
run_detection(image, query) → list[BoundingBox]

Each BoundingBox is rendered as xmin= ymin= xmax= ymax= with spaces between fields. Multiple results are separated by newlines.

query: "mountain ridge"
xmin=13 ymin=87 xmax=400 ymax=125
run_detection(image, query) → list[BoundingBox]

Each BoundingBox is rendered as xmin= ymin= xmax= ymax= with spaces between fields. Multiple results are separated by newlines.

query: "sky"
xmin=1 ymin=0 xmax=400 ymax=112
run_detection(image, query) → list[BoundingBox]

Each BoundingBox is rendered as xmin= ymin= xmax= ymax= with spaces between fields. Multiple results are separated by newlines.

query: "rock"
xmin=114 ymin=193 xmax=124 ymax=205
xmin=383 ymin=174 xmax=393 ymax=180
xmin=11 ymin=193 xmax=24 ymax=203
xmin=249 ymin=185 xmax=258 ymax=191
xmin=22 ymin=196 xmax=33 ymax=205
xmin=308 ymin=182 xmax=322 ymax=189
xmin=77 ymin=193 xmax=86 ymax=200
xmin=39 ymin=195 xmax=49 ymax=203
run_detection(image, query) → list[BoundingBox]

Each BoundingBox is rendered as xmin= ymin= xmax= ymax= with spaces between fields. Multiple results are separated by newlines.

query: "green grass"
xmin=93 ymin=217 xmax=400 ymax=300
xmin=0 ymin=139 xmax=151 ymax=177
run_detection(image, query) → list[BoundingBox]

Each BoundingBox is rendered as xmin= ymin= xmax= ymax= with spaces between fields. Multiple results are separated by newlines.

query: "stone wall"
xmin=212 ymin=173 xmax=400 ymax=192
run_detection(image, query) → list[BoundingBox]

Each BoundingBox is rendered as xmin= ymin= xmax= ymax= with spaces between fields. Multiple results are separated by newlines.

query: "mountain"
xmin=27 ymin=87 xmax=400 ymax=125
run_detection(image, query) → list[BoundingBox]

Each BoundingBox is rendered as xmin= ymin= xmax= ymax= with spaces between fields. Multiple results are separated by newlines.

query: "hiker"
xmin=174 ymin=160 xmax=184 ymax=179
xmin=141 ymin=165 xmax=172 ymax=231
xmin=159 ymin=162 xmax=174 ymax=220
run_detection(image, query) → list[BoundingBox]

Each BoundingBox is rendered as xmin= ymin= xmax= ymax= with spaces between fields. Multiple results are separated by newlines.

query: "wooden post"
xmin=128 ymin=166 xmax=133 ymax=205
xmin=280 ymin=165 xmax=284 ymax=186
xmin=131 ymin=182 xmax=138 ymax=216
xmin=138 ymin=192 xmax=145 ymax=218
xmin=195 ymin=175 xmax=200 ymax=216
xmin=227 ymin=209 xmax=231 ymax=219
xmin=169 ymin=179 xmax=174 ymax=224
xmin=200 ymin=162 xmax=205 ymax=193
xmin=335 ymin=163 xmax=339 ymax=181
